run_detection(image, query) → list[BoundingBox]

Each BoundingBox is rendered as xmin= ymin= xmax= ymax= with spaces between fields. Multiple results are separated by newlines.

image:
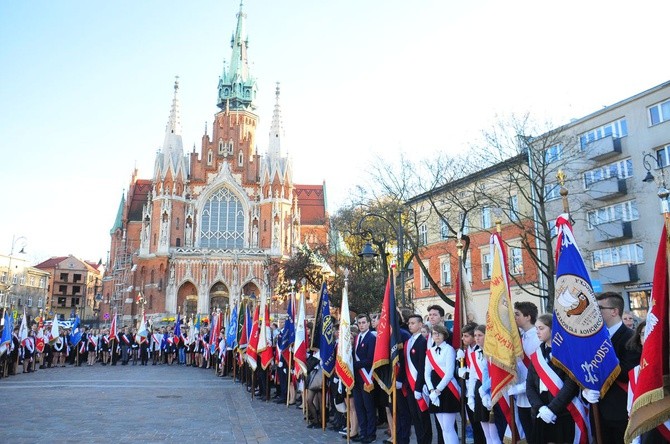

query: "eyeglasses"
xmin=598 ymin=306 xmax=615 ymax=310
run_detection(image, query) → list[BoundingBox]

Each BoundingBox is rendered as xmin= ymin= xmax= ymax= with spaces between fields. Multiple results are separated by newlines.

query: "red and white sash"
xmin=404 ymin=339 xmax=429 ymax=411
xmin=531 ymin=348 xmax=589 ymax=444
xmin=470 ymin=348 xmax=483 ymax=381
xmin=103 ymin=335 xmax=110 ymax=345
xmin=89 ymin=336 xmax=97 ymax=347
xmin=122 ymin=334 xmax=130 ymax=345
xmin=358 ymin=368 xmax=375 ymax=393
xmin=426 ymin=348 xmax=460 ymax=401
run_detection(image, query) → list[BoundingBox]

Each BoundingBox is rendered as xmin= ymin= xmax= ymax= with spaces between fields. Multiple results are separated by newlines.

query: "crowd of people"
xmin=0 ymin=291 xmax=662 ymax=444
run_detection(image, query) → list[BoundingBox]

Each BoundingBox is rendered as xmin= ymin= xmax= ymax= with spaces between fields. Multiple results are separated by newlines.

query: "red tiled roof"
xmin=294 ymin=184 xmax=326 ymax=225
xmin=35 ymin=256 xmax=68 ymax=269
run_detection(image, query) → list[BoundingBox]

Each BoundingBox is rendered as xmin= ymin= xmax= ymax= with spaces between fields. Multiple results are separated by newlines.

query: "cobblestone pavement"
xmin=0 ymin=364 xmax=394 ymax=443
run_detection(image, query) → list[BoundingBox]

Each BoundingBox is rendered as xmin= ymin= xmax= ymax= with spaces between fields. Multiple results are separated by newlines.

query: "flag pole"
xmin=321 ymin=373 xmax=327 ymax=430
xmin=286 ymin=350 xmax=293 ymax=407
xmin=346 ymin=389 xmax=350 ymax=444
xmin=456 ymin=236 xmax=467 ymax=444
xmin=559 ymin=170 xmax=603 ymax=444
xmin=392 ymin=371 xmax=397 ymax=444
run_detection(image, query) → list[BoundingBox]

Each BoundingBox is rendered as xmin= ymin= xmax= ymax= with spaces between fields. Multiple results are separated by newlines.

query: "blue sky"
xmin=1 ymin=0 xmax=669 ymax=263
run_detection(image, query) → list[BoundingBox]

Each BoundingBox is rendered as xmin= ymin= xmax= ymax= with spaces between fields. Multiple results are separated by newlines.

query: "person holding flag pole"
xmin=109 ymin=310 xmax=118 ymax=365
xmin=452 ymin=236 xmax=469 ymax=444
xmin=335 ymin=269 xmax=356 ymax=442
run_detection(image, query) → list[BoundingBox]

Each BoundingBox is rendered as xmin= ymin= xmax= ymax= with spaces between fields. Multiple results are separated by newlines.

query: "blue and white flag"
xmin=319 ymin=283 xmax=336 ymax=376
xmin=226 ymin=303 xmax=238 ymax=350
xmin=70 ymin=315 xmax=82 ymax=346
xmin=0 ymin=311 xmax=14 ymax=355
xmin=552 ymin=214 xmax=620 ymax=393
xmin=278 ymin=296 xmax=295 ymax=354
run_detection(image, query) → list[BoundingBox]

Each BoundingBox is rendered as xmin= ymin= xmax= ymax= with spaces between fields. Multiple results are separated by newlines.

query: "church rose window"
xmin=200 ymin=187 xmax=245 ymax=249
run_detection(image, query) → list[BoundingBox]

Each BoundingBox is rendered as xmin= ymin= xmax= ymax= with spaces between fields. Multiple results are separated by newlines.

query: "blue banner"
xmin=552 ymin=215 xmax=620 ymax=392
xmin=226 ymin=303 xmax=238 ymax=349
xmin=319 ymin=283 xmax=336 ymax=376
xmin=279 ymin=297 xmax=295 ymax=352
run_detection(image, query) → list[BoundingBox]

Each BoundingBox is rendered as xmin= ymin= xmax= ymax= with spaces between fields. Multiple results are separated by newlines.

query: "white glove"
xmin=537 ymin=406 xmax=557 ymax=424
xmin=467 ymin=397 xmax=475 ymax=411
xmin=478 ymin=386 xmax=487 ymax=399
xmin=456 ymin=349 xmax=465 ymax=360
xmin=507 ymin=384 xmax=518 ymax=396
xmin=482 ymin=394 xmax=492 ymax=410
xmin=582 ymin=389 xmax=600 ymax=404
xmin=457 ymin=367 xmax=467 ymax=378
xmin=414 ymin=391 xmax=422 ymax=400
xmin=429 ymin=391 xmax=440 ymax=406
xmin=277 ymin=361 xmax=283 ymax=368
xmin=395 ymin=381 xmax=403 ymax=390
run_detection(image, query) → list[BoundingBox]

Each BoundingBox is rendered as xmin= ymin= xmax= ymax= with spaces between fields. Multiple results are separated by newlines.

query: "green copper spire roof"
xmin=110 ymin=193 xmax=125 ymax=234
xmin=217 ymin=1 xmax=257 ymax=111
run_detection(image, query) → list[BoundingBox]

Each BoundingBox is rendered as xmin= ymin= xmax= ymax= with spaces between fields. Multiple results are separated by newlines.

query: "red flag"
xmin=625 ymin=223 xmax=670 ymax=442
xmin=109 ymin=312 xmax=118 ymax=341
xmin=371 ymin=271 xmax=401 ymax=394
xmin=246 ymin=306 xmax=260 ymax=371
xmin=293 ymin=291 xmax=308 ymax=378
xmin=260 ymin=303 xmax=274 ymax=370
xmin=36 ymin=328 xmax=45 ymax=353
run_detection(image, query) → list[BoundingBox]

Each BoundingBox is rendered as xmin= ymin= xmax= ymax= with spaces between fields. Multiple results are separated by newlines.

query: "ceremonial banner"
xmin=625 ymin=223 xmax=670 ymax=442
xmin=319 ymin=283 xmax=336 ymax=376
xmin=173 ymin=313 xmax=181 ymax=346
xmin=226 ymin=302 xmax=238 ymax=350
xmin=19 ymin=308 xmax=29 ymax=345
xmin=49 ymin=314 xmax=59 ymax=345
xmin=483 ymin=232 xmax=523 ymax=405
xmin=293 ymin=289 xmax=307 ymax=377
xmin=137 ymin=313 xmax=149 ymax=341
xmin=36 ymin=327 xmax=45 ymax=353
xmin=260 ymin=291 xmax=274 ymax=370
xmin=310 ymin=283 xmax=326 ymax=351
xmin=109 ymin=311 xmax=118 ymax=341
xmin=246 ymin=305 xmax=260 ymax=370
xmin=371 ymin=272 xmax=403 ymax=394
xmin=552 ymin=214 xmax=619 ymax=394
xmin=278 ymin=296 xmax=295 ymax=363
xmin=335 ymin=282 xmax=354 ymax=390
xmin=0 ymin=311 xmax=13 ymax=355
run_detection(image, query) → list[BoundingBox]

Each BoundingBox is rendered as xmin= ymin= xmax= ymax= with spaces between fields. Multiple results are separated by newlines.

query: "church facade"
xmin=100 ymin=4 xmax=327 ymax=324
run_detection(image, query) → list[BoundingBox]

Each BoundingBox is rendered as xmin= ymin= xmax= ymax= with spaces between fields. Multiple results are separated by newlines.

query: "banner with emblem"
xmin=552 ymin=214 xmax=620 ymax=393
xmin=372 ymin=270 xmax=403 ymax=394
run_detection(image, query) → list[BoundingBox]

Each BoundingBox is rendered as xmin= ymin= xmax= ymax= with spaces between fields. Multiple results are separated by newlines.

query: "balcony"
xmin=586 ymin=136 xmax=622 ymax=161
xmin=589 ymin=177 xmax=627 ymax=200
xmin=594 ymin=221 xmax=633 ymax=242
xmin=597 ymin=264 xmax=638 ymax=284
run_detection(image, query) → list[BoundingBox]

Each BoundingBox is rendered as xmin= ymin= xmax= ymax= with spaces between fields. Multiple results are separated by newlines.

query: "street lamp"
xmin=2 ymin=235 xmax=27 ymax=309
xmin=642 ymin=152 xmax=670 ymax=213
xmin=355 ymin=208 xmax=406 ymax=307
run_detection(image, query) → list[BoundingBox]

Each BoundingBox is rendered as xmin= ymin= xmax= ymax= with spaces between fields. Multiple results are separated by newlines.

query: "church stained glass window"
xmin=200 ymin=187 xmax=245 ymax=249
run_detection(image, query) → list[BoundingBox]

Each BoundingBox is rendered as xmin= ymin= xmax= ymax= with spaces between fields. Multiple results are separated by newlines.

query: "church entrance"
xmin=209 ymin=281 xmax=229 ymax=313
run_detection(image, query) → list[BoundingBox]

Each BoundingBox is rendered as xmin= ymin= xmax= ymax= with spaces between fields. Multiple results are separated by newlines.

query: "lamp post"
xmin=356 ymin=208 xmax=406 ymax=307
xmin=642 ymin=152 xmax=670 ymax=213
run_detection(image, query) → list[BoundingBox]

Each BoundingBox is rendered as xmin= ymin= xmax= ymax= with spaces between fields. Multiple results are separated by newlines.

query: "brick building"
xmin=100 ymin=4 xmax=327 ymax=325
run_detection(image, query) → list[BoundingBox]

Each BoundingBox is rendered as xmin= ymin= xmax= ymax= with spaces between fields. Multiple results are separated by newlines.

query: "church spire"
xmin=268 ymin=82 xmax=283 ymax=158
xmin=217 ymin=1 xmax=257 ymax=111
xmin=155 ymin=77 xmax=186 ymax=180
xmin=166 ymin=77 xmax=181 ymax=136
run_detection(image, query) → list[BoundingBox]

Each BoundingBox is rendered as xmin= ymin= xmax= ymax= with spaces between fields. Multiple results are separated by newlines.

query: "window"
xmin=72 ymin=297 xmax=80 ymax=307
xmin=592 ymin=243 xmax=644 ymax=270
xmin=481 ymin=207 xmax=492 ymax=229
xmin=440 ymin=219 xmax=449 ymax=239
xmin=57 ymin=297 xmax=66 ymax=307
xmin=19 ymin=275 xmax=25 ymax=285
xmin=238 ymin=151 xmax=244 ymax=166
xmin=40 ymin=276 xmax=46 ymax=288
xmin=12 ymin=275 xmax=17 ymax=284
xmin=29 ymin=276 xmax=35 ymax=287
xmin=587 ymin=200 xmax=639 ymax=229
xmin=544 ymin=183 xmax=561 ymax=201
xmin=73 ymin=286 xmax=81 ymax=295
xmin=509 ymin=195 xmax=519 ymax=222
xmin=583 ymin=158 xmax=633 ymax=189
xmin=60 ymin=273 xmax=68 ymax=282
xmin=579 ymin=118 xmax=628 ymax=148
xmin=176 ymin=238 xmax=181 ymax=247
xmin=464 ymin=257 xmax=472 ymax=282
xmin=73 ymin=273 xmax=82 ymax=282
xmin=418 ymin=224 xmax=428 ymax=245
xmin=59 ymin=285 xmax=67 ymax=294
xmin=421 ymin=261 xmax=430 ymax=289
xmin=0 ymin=272 xmax=6 ymax=283
xmin=27 ymin=296 xmax=32 ymax=307
xmin=200 ymin=186 xmax=245 ymax=249
xmin=649 ymin=99 xmax=670 ymax=126
xmin=510 ymin=247 xmax=523 ymax=275
xmin=37 ymin=297 xmax=43 ymax=308
xmin=656 ymin=144 xmax=670 ymax=168
xmin=440 ymin=257 xmax=451 ymax=286
xmin=218 ymin=138 xmax=225 ymax=154
xmin=545 ymin=144 xmax=563 ymax=164
xmin=482 ymin=252 xmax=492 ymax=280
xmin=207 ymin=149 xmax=213 ymax=165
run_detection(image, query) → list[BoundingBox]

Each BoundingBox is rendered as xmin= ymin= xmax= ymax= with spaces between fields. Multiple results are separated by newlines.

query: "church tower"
xmin=101 ymin=2 xmax=327 ymax=325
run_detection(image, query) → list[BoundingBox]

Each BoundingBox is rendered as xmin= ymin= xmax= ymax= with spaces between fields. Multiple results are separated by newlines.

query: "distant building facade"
xmin=100 ymin=4 xmax=327 ymax=325
xmin=0 ymin=253 xmax=50 ymax=318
